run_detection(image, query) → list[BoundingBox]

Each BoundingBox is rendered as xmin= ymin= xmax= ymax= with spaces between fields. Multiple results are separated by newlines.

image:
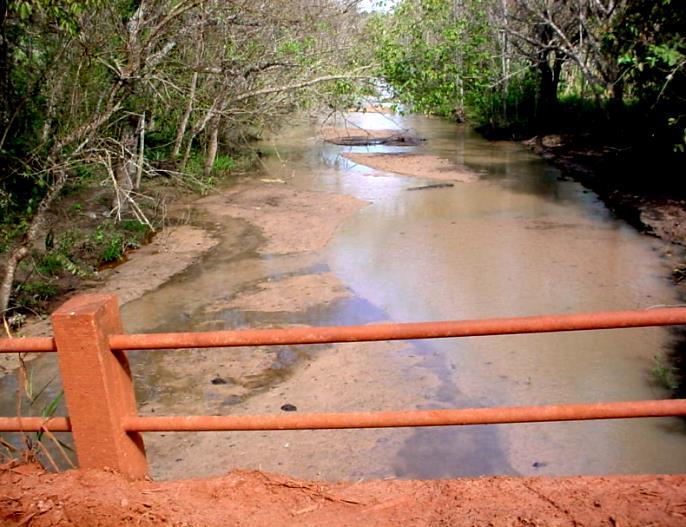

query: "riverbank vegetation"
xmin=370 ymin=1 xmax=685 ymax=158
xmin=0 ymin=0 xmax=373 ymax=320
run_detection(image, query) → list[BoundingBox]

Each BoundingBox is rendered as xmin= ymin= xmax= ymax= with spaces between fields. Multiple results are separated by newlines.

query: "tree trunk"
xmin=173 ymin=71 xmax=197 ymax=158
xmin=537 ymin=51 xmax=560 ymax=129
xmin=179 ymin=132 xmax=194 ymax=172
xmin=608 ymin=79 xmax=624 ymax=115
xmin=204 ymin=115 xmax=220 ymax=178
xmin=180 ymin=103 xmax=217 ymax=172
xmin=0 ymin=169 xmax=68 ymax=316
xmin=0 ymin=246 xmax=28 ymax=318
xmin=112 ymin=122 xmax=137 ymax=217
xmin=134 ymin=112 xmax=145 ymax=189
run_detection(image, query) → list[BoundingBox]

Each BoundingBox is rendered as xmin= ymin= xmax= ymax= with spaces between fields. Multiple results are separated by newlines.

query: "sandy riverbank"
xmin=343 ymin=152 xmax=477 ymax=182
xmin=0 ymin=224 xmax=219 ymax=376
xmin=1 ymin=182 xmax=366 ymax=375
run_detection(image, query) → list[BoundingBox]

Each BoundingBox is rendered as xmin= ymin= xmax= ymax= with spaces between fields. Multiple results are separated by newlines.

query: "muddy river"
xmin=3 ymin=111 xmax=686 ymax=480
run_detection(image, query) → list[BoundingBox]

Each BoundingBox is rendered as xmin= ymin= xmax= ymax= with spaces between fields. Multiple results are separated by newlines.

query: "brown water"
xmin=246 ymin=112 xmax=686 ymax=477
xmin=2 ymin=111 xmax=685 ymax=479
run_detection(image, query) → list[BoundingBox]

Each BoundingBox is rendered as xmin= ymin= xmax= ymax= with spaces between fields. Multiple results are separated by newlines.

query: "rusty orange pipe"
xmin=3 ymin=308 xmax=686 ymax=354
xmin=0 ymin=417 xmax=71 ymax=432
xmin=109 ymin=308 xmax=686 ymax=350
xmin=123 ymin=399 xmax=686 ymax=432
xmin=0 ymin=337 xmax=56 ymax=353
xmin=3 ymin=400 xmax=685 ymax=433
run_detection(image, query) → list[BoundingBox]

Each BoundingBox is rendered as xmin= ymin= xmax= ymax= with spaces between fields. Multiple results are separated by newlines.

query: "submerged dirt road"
xmin=3 ymin=115 xmax=686 ymax=525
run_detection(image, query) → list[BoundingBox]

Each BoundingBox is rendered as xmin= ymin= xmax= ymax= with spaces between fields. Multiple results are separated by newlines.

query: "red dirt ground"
xmin=1 ymin=461 xmax=685 ymax=526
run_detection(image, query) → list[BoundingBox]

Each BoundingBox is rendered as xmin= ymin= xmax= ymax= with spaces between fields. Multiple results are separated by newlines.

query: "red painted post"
xmin=51 ymin=294 xmax=148 ymax=479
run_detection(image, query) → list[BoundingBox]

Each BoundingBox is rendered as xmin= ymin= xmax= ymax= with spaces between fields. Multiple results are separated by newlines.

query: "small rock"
xmin=532 ymin=461 xmax=548 ymax=468
xmin=280 ymin=403 xmax=297 ymax=412
xmin=211 ymin=376 xmax=228 ymax=385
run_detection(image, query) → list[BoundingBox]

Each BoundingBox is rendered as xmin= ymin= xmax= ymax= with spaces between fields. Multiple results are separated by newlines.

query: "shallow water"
xmin=257 ymin=111 xmax=686 ymax=476
xmin=2 ymin=111 xmax=685 ymax=478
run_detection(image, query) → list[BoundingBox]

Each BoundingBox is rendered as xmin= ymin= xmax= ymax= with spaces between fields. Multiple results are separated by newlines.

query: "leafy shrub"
xmin=100 ymin=233 xmax=125 ymax=262
xmin=91 ymin=220 xmax=150 ymax=263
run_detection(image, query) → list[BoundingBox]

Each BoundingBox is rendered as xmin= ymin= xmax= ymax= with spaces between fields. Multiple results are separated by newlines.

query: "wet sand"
xmin=202 ymin=273 xmax=351 ymax=314
xmin=198 ymin=185 xmax=367 ymax=254
xmin=143 ymin=339 xmax=430 ymax=481
xmin=343 ymin=152 xmax=476 ymax=182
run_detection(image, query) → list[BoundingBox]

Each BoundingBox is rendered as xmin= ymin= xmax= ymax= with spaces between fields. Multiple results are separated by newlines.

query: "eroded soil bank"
xmin=524 ymin=134 xmax=686 ymax=249
xmin=2 ymin=461 xmax=686 ymax=527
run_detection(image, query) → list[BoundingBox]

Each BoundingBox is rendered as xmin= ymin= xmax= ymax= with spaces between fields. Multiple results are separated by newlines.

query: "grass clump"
xmin=90 ymin=220 xmax=150 ymax=263
xmin=651 ymin=354 xmax=679 ymax=391
xmin=213 ymin=154 xmax=236 ymax=172
xmin=14 ymin=281 xmax=59 ymax=310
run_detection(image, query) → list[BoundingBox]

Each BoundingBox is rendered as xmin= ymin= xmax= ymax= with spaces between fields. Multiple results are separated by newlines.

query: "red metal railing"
xmin=1 ymin=294 xmax=685 ymax=479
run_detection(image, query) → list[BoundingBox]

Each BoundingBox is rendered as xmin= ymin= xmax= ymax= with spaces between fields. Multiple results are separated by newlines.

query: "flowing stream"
xmin=2 ymin=111 xmax=685 ymax=479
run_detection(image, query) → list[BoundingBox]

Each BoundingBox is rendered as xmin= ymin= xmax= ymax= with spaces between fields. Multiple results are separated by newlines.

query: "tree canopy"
xmin=371 ymin=0 xmax=685 ymax=149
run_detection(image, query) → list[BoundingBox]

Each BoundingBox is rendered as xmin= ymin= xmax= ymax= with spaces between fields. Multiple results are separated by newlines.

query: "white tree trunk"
xmin=173 ymin=71 xmax=198 ymax=158
xmin=204 ymin=115 xmax=220 ymax=178
xmin=112 ymin=123 xmax=137 ymax=217
xmin=0 ymin=169 xmax=68 ymax=315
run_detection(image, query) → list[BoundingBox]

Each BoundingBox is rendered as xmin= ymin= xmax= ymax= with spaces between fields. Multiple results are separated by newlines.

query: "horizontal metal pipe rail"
xmin=2 ymin=400 xmax=685 ymax=433
xmin=0 ymin=417 xmax=71 ymax=432
xmin=3 ymin=308 xmax=686 ymax=353
xmin=123 ymin=400 xmax=686 ymax=431
xmin=0 ymin=336 xmax=55 ymax=353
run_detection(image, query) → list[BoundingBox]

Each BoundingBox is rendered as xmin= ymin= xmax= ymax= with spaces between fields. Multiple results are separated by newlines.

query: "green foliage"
xmin=472 ymin=74 xmax=540 ymax=136
xmin=120 ymin=219 xmax=149 ymax=233
xmin=100 ymin=235 xmax=125 ymax=262
xmin=90 ymin=219 xmax=149 ymax=263
xmin=9 ymin=0 xmax=97 ymax=35
xmin=184 ymin=152 xmax=203 ymax=175
xmin=651 ymin=355 xmax=678 ymax=392
xmin=212 ymin=155 xmax=236 ymax=173
xmin=91 ymin=223 xmax=125 ymax=263
xmin=368 ymin=0 xmax=686 ymax=154
xmin=610 ymin=1 xmax=686 ymax=152
xmin=32 ymin=229 xmax=89 ymax=279
xmin=372 ymin=0 xmax=499 ymax=119
xmin=35 ymin=253 xmax=65 ymax=276
xmin=36 ymin=391 xmax=64 ymax=441
xmin=14 ymin=280 xmax=59 ymax=310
